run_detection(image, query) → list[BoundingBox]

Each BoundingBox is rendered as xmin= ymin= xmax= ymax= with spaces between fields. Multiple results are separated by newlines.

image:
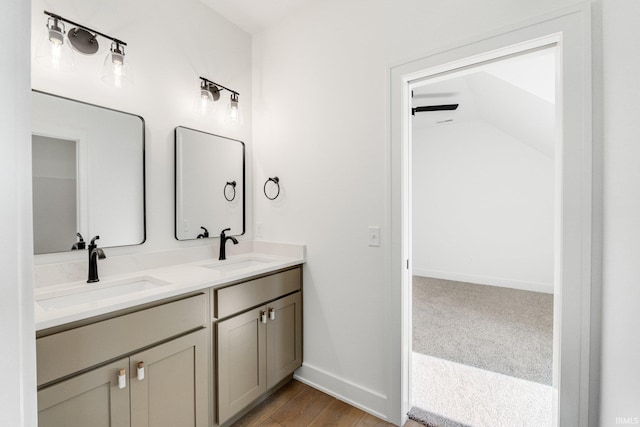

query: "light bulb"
xmin=48 ymin=27 xmax=63 ymax=45
xmin=35 ymin=17 xmax=75 ymax=72
xmin=230 ymin=105 xmax=239 ymax=121
xmin=194 ymin=81 xmax=219 ymax=115
xmin=226 ymin=93 xmax=242 ymax=125
xmin=101 ymin=42 xmax=133 ymax=88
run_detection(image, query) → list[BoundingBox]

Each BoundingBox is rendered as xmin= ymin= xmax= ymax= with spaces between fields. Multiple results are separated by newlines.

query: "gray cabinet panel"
xmin=216 ymin=290 xmax=302 ymax=424
xmin=266 ymin=292 xmax=302 ymax=389
xmin=214 ymin=268 xmax=301 ymax=319
xmin=130 ymin=329 xmax=209 ymax=427
xmin=37 ymin=293 xmax=207 ymax=386
xmin=217 ymin=307 xmax=266 ymax=424
xmin=38 ymin=358 xmax=130 ymax=427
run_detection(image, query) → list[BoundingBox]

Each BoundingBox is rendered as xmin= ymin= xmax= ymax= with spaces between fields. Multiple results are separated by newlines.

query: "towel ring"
xmin=224 ymin=181 xmax=237 ymax=201
xmin=263 ymin=176 xmax=280 ymax=200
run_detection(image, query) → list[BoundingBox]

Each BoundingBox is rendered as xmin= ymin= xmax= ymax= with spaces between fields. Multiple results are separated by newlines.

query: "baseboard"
xmin=412 ymin=268 xmax=554 ymax=294
xmin=293 ymin=363 xmax=389 ymax=421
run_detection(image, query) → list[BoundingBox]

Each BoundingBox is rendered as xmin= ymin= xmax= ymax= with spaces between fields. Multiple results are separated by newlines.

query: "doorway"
xmin=408 ymin=47 xmax=556 ymax=426
xmin=389 ymin=6 xmax=594 ymax=426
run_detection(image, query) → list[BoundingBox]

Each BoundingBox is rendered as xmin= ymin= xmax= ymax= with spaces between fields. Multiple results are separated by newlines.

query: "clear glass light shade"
xmin=194 ymin=82 xmax=221 ymax=115
xmin=101 ymin=44 xmax=133 ymax=89
xmin=194 ymin=88 xmax=215 ymax=115
xmin=225 ymin=95 xmax=243 ymax=125
xmin=35 ymin=25 xmax=75 ymax=72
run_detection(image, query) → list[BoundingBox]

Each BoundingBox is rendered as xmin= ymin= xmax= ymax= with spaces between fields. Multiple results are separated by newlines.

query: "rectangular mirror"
xmin=32 ymin=90 xmax=146 ymax=254
xmin=175 ymin=126 xmax=245 ymax=240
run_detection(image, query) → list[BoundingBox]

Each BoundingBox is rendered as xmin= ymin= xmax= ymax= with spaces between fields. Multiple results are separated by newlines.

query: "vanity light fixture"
xmin=36 ymin=11 xmax=133 ymax=88
xmin=226 ymin=92 xmax=243 ymax=124
xmin=196 ymin=77 xmax=241 ymax=123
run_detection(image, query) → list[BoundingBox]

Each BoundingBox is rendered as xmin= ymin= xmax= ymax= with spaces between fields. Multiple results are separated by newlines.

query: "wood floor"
xmin=230 ymin=380 xmax=422 ymax=427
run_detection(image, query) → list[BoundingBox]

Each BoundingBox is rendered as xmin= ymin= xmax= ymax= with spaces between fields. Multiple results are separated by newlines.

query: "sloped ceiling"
xmin=412 ymin=49 xmax=556 ymax=158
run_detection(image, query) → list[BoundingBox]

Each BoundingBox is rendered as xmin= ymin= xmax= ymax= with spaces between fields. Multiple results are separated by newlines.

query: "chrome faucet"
xmin=87 ymin=235 xmax=106 ymax=283
xmin=219 ymin=228 xmax=238 ymax=260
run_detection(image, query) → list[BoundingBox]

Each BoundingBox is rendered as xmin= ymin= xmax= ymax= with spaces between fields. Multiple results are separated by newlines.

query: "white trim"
xmin=2 ymin=0 xmax=36 ymax=424
xmin=412 ymin=269 xmax=554 ymax=294
xmin=389 ymin=3 xmax=594 ymax=426
xmin=294 ymin=364 xmax=388 ymax=421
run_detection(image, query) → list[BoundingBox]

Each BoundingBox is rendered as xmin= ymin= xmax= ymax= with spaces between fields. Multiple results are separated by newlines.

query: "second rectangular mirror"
xmin=175 ymin=126 xmax=245 ymax=240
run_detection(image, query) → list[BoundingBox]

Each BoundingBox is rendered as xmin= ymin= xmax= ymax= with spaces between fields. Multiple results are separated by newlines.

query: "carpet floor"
xmin=410 ymin=352 xmax=552 ymax=427
xmin=412 ymin=276 xmax=553 ymax=384
xmin=410 ymin=276 xmax=554 ymax=427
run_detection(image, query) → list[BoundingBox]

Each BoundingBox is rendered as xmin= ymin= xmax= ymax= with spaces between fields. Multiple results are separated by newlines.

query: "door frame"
xmin=388 ymin=4 xmax=595 ymax=426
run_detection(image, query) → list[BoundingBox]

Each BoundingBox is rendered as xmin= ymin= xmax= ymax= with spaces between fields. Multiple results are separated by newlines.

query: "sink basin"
xmin=203 ymin=257 xmax=272 ymax=273
xmin=36 ymin=276 xmax=170 ymax=311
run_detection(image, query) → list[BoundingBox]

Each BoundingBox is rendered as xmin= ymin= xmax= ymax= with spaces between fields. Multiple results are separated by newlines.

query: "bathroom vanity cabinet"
xmin=35 ymin=263 xmax=303 ymax=427
xmin=36 ymin=293 xmax=209 ymax=427
xmin=214 ymin=267 xmax=303 ymax=425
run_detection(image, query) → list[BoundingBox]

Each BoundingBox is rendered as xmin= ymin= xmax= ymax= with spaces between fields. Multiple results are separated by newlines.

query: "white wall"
xmin=252 ymin=0 xmax=580 ymax=421
xmin=31 ymin=0 xmax=253 ymax=264
xmin=600 ymin=0 xmax=640 ymax=423
xmin=0 ymin=0 xmax=37 ymax=424
xmin=412 ymin=119 xmax=554 ymax=293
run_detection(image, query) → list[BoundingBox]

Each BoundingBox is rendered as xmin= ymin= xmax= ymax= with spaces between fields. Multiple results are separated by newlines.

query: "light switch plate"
xmin=368 ymin=226 xmax=380 ymax=247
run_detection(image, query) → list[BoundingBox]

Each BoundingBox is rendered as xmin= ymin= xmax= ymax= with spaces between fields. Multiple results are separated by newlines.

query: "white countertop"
xmin=34 ymin=252 xmax=304 ymax=331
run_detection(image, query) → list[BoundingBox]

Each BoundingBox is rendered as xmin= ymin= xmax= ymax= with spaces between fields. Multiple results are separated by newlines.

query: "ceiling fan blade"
xmin=412 ymin=104 xmax=459 ymax=115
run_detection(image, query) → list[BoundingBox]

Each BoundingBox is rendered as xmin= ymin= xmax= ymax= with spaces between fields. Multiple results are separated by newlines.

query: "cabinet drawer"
xmin=214 ymin=267 xmax=301 ymax=319
xmin=37 ymin=293 xmax=207 ymax=387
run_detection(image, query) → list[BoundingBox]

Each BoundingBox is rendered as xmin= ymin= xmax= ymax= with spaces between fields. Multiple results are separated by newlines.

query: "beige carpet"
xmin=412 ymin=276 xmax=553 ymax=384
xmin=410 ymin=276 xmax=553 ymax=426
xmin=411 ymin=352 xmax=552 ymax=427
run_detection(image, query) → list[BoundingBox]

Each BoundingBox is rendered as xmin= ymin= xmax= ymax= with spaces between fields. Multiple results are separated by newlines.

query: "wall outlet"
xmin=368 ymin=226 xmax=380 ymax=247
xmin=256 ymin=222 xmax=263 ymax=238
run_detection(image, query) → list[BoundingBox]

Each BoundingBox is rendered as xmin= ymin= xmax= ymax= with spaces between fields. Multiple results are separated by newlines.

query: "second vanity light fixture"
xmin=35 ymin=11 xmax=133 ymax=88
xmin=196 ymin=77 xmax=242 ymax=124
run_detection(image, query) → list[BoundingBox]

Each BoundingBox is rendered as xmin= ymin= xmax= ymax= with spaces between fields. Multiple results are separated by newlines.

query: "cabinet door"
xmin=266 ymin=292 xmax=302 ymax=388
xmin=38 ymin=358 xmax=130 ymax=427
xmin=130 ymin=328 xmax=208 ymax=427
xmin=217 ymin=306 xmax=266 ymax=425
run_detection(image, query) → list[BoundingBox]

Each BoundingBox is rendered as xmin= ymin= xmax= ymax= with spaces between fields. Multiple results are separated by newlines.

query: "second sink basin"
xmin=203 ymin=257 xmax=273 ymax=273
xmin=36 ymin=276 xmax=170 ymax=311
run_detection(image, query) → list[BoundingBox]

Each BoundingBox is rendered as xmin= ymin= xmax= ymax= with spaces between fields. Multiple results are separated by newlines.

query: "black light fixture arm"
xmin=199 ymin=76 xmax=239 ymax=97
xmin=43 ymin=10 xmax=127 ymax=46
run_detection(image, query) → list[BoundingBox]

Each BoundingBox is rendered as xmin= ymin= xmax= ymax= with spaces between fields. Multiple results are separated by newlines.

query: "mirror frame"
xmin=174 ymin=126 xmax=246 ymax=240
xmin=32 ymin=89 xmax=147 ymax=253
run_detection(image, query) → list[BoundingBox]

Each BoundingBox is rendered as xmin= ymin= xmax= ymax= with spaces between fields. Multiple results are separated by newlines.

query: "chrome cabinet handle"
xmin=269 ymin=308 xmax=276 ymax=321
xmin=260 ymin=311 xmax=267 ymax=324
